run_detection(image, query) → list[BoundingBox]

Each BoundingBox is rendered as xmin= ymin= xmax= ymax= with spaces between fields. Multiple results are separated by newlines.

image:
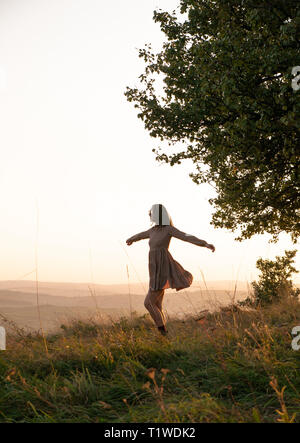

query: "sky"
xmin=0 ymin=0 xmax=298 ymax=288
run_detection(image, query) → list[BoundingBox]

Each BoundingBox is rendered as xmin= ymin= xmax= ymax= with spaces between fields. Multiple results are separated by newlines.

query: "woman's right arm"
xmin=126 ymin=228 xmax=151 ymax=245
xmin=168 ymin=226 xmax=215 ymax=251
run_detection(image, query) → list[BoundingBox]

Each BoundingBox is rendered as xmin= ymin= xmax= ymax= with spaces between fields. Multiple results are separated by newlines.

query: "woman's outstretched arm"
xmin=168 ymin=226 xmax=215 ymax=252
xmin=126 ymin=228 xmax=152 ymax=245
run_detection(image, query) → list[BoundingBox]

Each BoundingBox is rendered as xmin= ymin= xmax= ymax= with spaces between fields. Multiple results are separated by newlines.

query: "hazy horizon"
xmin=0 ymin=278 xmax=255 ymax=293
xmin=0 ymin=278 xmax=299 ymax=333
xmin=0 ymin=279 xmax=253 ymax=333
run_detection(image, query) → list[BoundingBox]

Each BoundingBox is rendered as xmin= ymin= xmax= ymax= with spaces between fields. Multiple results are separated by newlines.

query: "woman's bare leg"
xmin=144 ymin=288 xmax=166 ymax=328
xmin=156 ymin=290 xmax=166 ymax=325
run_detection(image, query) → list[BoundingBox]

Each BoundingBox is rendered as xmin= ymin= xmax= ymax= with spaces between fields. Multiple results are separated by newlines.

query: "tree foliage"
xmin=240 ymin=249 xmax=300 ymax=306
xmin=125 ymin=0 xmax=300 ymax=242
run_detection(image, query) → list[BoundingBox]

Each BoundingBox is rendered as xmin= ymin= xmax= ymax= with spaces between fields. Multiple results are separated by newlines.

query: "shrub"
xmin=240 ymin=250 xmax=300 ymax=307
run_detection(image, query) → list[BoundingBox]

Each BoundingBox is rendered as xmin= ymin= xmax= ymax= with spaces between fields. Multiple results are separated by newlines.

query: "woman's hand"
xmin=206 ymin=243 xmax=215 ymax=252
xmin=126 ymin=239 xmax=133 ymax=246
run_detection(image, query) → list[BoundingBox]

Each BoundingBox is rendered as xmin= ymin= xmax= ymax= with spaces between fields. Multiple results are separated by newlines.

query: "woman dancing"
xmin=126 ymin=204 xmax=215 ymax=335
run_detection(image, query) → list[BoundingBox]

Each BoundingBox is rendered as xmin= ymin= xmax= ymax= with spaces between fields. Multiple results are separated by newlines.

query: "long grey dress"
xmin=127 ymin=225 xmax=208 ymax=291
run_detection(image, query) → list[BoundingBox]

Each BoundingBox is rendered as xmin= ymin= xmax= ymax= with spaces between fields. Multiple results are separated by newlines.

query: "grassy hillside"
xmin=0 ymin=297 xmax=300 ymax=423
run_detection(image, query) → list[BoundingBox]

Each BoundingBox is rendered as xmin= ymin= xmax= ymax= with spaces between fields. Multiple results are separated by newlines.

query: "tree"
xmin=125 ymin=0 xmax=300 ymax=243
xmin=240 ymin=249 xmax=300 ymax=306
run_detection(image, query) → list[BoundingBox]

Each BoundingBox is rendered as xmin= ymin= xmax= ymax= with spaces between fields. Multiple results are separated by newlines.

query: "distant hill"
xmin=0 ymin=279 xmax=298 ymax=333
xmin=0 ymin=279 xmax=253 ymax=297
xmin=0 ymin=282 xmax=249 ymax=333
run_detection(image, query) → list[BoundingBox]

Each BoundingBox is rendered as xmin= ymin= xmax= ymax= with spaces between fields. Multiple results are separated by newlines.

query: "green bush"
xmin=240 ymin=250 xmax=300 ymax=307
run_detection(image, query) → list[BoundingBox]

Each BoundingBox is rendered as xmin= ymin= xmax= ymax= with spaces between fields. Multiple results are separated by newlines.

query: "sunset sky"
xmin=0 ymin=0 xmax=299 ymax=288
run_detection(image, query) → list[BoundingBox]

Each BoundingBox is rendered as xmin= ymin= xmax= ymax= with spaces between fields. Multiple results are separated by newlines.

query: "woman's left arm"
xmin=168 ymin=226 xmax=215 ymax=251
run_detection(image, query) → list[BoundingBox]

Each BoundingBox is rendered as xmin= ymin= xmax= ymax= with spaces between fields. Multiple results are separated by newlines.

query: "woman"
xmin=126 ymin=204 xmax=215 ymax=336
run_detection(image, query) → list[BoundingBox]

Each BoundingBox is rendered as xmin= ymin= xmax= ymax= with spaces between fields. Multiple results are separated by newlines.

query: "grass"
xmin=0 ymin=297 xmax=300 ymax=423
